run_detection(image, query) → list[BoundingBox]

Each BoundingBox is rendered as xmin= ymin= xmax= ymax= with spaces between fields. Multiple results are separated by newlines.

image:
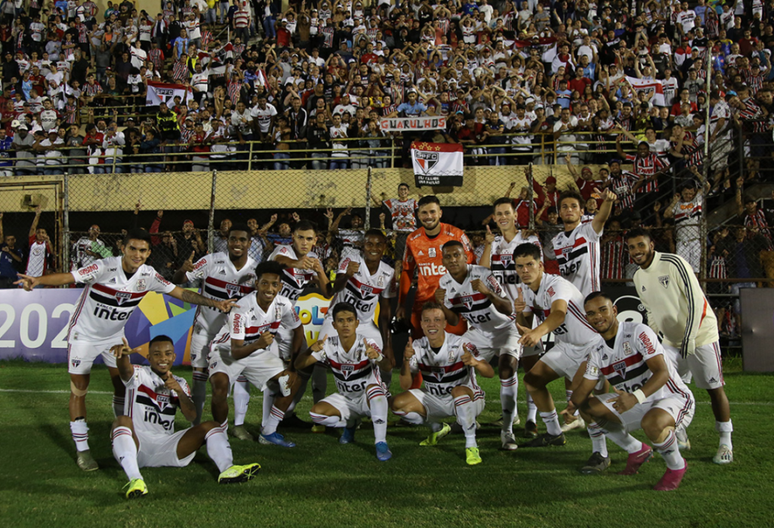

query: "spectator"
xmin=0 ymin=213 xmax=24 ymax=288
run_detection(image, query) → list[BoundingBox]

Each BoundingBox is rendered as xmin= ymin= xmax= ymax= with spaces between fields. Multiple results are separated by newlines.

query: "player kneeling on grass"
xmin=110 ymin=335 xmax=260 ymax=499
xmin=391 ymin=303 xmax=493 ymax=466
xmin=295 ymin=303 xmax=394 ymax=461
xmin=208 ymin=261 xmax=305 ymax=448
xmin=569 ymin=292 xmax=695 ymax=491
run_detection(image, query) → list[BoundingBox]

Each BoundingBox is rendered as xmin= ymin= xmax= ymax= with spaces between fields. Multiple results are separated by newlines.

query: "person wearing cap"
xmin=11 ymin=123 xmax=36 ymax=176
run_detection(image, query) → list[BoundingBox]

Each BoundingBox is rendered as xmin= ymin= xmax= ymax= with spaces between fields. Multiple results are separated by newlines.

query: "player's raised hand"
xmin=345 ymin=259 xmax=360 ymax=277
xmin=513 ymin=288 xmax=526 ymax=314
xmin=595 ymin=187 xmax=617 ymax=202
xmin=461 ymin=350 xmax=479 ymax=367
xmin=516 ymin=322 xmax=540 ymax=347
xmin=310 ymin=334 xmax=328 ymax=353
xmin=434 ymin=287 xmax=446 ymax=305
xmin=213 ymin=298 xmax=239 ymax=313
xmin=364 ymin=338 xmax=382 ymax=360
xmin=270 ymin=213 xmax=278 ymax=223
xmin=14 ymin=273 xmax=39 ymax=291
xmin=298 ymin=255 xmax=316 ymax=269
xmin=471 ymin=278 xmax=490 ymax=295
xmin=403 ymin=337 xmax=415 ymax=360
xmin=610 ymin=387 xmax=637 ymax=413
xmin=110 ymin=337 xmax=138 ymax=358
xmin=323 ymin=208 xmax=334 ymax=220
xmin=163 ymin=372 xmax=184 ymax=393
xmin=484 ymin=225 xmax=495 ymax=244
xmin=181 ymin=251 xmax=196 ymax=272
xmin=256 ymin=331 xmax=275 ymax=350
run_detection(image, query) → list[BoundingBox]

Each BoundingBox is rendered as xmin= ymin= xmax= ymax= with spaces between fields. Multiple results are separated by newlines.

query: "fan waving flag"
xmin=411 ymin=142 xmax=464 ymax=187
xmin=626 ymin=76 xmax=666 ymax=106
xmin=146 ymin=81 xmax=193 ymax=106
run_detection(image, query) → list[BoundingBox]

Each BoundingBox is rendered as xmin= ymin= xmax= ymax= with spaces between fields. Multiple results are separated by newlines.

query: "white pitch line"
xmin=0 ymin=388 xmax=771 ymax=406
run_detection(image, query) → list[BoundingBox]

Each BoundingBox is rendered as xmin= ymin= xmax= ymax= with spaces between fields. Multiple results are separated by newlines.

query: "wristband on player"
xmin=375 ymin=353 xmax=384 ymax=363
xmin=632 ymin=389 xmax=647 ymax=404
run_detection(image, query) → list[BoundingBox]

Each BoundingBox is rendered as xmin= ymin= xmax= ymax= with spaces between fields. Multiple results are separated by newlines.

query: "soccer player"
xmin=319 ymin=229 xmax=395 ymax=385
xmin=207 ymin=261 xmax=304 ymax=448
xmin=511 ymin=243 xmax=607 ymax=469
xmin=436 ymin=241 xmax=522 ymax=450
xmin=296 ymin=303 xmax=393 ymax=461
xmin=15 ymin=229 xmax=237 ymax=472
xmin=551 ymin=188 xmax=615 ymax=432
xmin=479 ymin=197 xmax=543 ymax=438
xmin=391 ymin=303 xmax=493 ymax=466
xmin=109 ymin=335 xmax=261 ymax=499
xmin=396 ymin=196 xmax=475 ymax=338
xmin=171 ymin=223 xmax=257 ymax=429
xmin=626 ymin=228 xmax=734 ymax=464
xmin=269 ymin=220 xmax=330 ymax=417
xmin=571 ymin=292 xmax=695 ymax=490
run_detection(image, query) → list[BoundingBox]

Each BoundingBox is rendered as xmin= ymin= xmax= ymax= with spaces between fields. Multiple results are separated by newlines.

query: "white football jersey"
xmin=516 ymin=273 xmax=598 ymax=347
xmin=672 ymin=194 xmax=702 ymax=243
xmin=311 ymin=333 xmax=382 ymax=397
xmin=337 ymin=228 xmax=364 ymax=259
xmin=489 ymin=232 xmax=542 ymax=301
xmin=185 ymin=252 xmax=257 ymax=334
xmin=439 ymin=265 xmax=515 ymax=333
xmin=69 ymin=257 xmax=176 ymax=341
xmin=211 ymin=293 xmax=300 ymax=356
xmin=268 ymin=244 xmax=320 ymax=304
xmin=584 ymin=322 xmax=692 ymax=400
xmin=124 ymin=365 xmax=189 ymax=436
xmin=552 ymin=221 xmax=601 ymax=296
xmin=328 ymin=255 xmax=395 ymax=323
xmin=409 ymin=333 xmax=482 ymax=397
xmin=71 ymin=236 xmax=106 ymax=270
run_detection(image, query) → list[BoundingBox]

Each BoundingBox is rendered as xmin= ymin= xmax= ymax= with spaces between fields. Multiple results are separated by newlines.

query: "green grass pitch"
xmin=0 ymin=360 xmax=771 ymax=528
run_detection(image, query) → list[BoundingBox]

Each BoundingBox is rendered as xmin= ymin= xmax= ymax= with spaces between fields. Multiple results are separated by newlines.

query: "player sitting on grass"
xmin=296 ymin=302 xmax=394 ymax=461
xmin=570 ymin=292 xmax=695 ymax=490
xmin=391 ymin=302 xmax=494 ymax=466
xmin=110 ymin=335 xmax=260 ymax=499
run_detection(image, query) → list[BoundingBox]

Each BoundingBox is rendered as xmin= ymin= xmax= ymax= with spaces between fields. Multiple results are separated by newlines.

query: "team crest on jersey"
xmin=431 ymin=367 xmax=446 ymax=381
xmin=226 ymin=283 xmax=241 ymax=298
xmin=71 ymin=359 xmax=81 ymax=368
xmin=361 ymin=284 xmax=374 ymax=295
xmin=613 ymin=359 xmax=627 ymax=377
xmin=156 ymin=392 xmax=170 ymax=406
xmin=658 ymin=275 xmax=670 ymax=288
xmin=115 ymin=291 xmax=133 ymax=305
xmin=561 ymin=246 xmax=572 ymax=259
xmin=341 ymin=364 xmax=355 ymax=379
xmin=499 ymin=254 xmax=513 ymax=267
xmin=136 ymin=279 xmax=146 ymax=291
xmin=459 ymin=295 xmax=475 ymax=310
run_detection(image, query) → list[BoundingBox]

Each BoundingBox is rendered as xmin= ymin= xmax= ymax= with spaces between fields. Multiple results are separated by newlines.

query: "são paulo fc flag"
xmin=146 ymin=81 xmax=193 ymax=106
xmin=626 ymin=76 xmax=666 ymax=106
xmin=411 ymin=142 xmax=464 ymax=187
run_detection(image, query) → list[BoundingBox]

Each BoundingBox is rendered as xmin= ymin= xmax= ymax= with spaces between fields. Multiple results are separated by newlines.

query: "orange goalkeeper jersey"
xmin=400 ymin=223 xmax=475 ymax=308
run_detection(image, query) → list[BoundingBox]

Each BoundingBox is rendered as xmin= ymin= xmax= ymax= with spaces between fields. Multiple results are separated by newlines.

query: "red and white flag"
xmin=411 ymin=142 xmax=464 ymax=187
xmin=146 ymin=81 xmax=193 ymax=106
xmin=626 ymin=76 xmax=666 ymax=106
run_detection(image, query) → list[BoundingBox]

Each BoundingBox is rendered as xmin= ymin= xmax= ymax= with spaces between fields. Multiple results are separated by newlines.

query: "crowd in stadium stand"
xmin=1 ymin=0 xmax=774 ymax=307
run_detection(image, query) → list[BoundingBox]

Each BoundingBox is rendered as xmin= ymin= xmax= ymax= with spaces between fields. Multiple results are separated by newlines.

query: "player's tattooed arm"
xmin=172 ymin=287 xmax=237 ymax=312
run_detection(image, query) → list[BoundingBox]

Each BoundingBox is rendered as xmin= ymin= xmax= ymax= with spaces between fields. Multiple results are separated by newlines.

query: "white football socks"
xmin=654 ymin=430 xmax=685 ymax=470
xmin=500 ymin=376 xmax=518 ymax=434
xmin=367 ymin=385 xmax=388 ymax=444
xmin=716 ymin=420 xmax=733 ymax=449
xmin=112 ymin=396 xmax=125 ymax=418
xmin=232 ymin=376 xmax=251 ymax=427
xmin=70 ymin=419 xmax=90 ymax=452
xmin=205 ymin=426 xmax=233 ymax=473
xmin=191 ymin=371 xmax=208 ymax=425
xmin=586 ymin=421 xmax=610 ymax=458
xmin=111 ymin=426 xmax=141 ymax=481
xmin=526 ymin=393 xmax=537 ymax=423
xmin=454 ymin=395 xmax=477 ymax=448
xmin=540 ymin=410 xmax=562 ymax=436
xmin=309 ymin=412 xmax=346 ymax=428
xmin=262 ymin=406 xmax=284 ymax=435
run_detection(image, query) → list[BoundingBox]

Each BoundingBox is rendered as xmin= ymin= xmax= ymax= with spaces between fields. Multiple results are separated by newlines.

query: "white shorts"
xmin=319 ymin=317 xmax=383 ymax=350
xmin=463 ymin=325 xmax=522 ymax=363
xmin=539 ymin=339 xmax=596 ymax=381
xmin=408 ymin=387 xmax=485 ymax=422
xmin=136 ymin=428 xmax=196 ymax=468
xmin=189 ymin=328 xmax=215 ymax=369
xmin=522 ymin=316 xmax=544 ymax=357
xmin=664 ymin=342 xmax=725 ymax=390
xmin=319 ymin=392 xmax=373 ymax=422
xmin=595 ymin=391 xmax=695 ymax=434
xmin=67 ymin=335 xmax=121 ymax=375
xmin=208 ymin=345 xmax=285 ymax=391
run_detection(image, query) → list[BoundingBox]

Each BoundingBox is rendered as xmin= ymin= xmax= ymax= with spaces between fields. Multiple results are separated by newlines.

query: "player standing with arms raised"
xmin=15 ymin=229 xmax=237 ymax=471
xmin=626 ymin=228 xmax=733 ymax=464
xmin=436 ymin=241 xmax=522 ymax=450
xmin=172 ymin=224 xmax=257 ymax=429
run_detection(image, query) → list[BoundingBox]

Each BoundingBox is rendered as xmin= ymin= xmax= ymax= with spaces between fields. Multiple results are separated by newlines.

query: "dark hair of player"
xmin=493 ymin=197 xmax=514 ymax=209
xmin=624 ymin=227 xmax=653 ymax=242
xmin=228 ymin=223 xmax=250 ymax=235
xmin=149 ymin=334 xmax=174 ymax=347
xmin=364 ymin=228 xmax=386 ymax=241
xmin=512 ymin=242 xmax=542 ymax=261
xmin=584 ymin=291 xmax=613 ymax=306
xmin=293 ymin=220 xmax=317 ymax=233
xmin=558 ymin=190 xmax=585 ymax=208
xmin=123 ymin=228 xmax=152 ymax=246
xmin=255 ymin=261 xmax=287 ymax=281
xmin=398 ymin=183 xmax=409 ymax=190
xmin=442 ymin=240 xmax=464 ymax=252
xmin=420 ymin=301 xmax=444 ymax=314
xmin=417 ymin=195 xmax=440 ymax=209
xmin=332 ymin=302 xmax=358 ymax=320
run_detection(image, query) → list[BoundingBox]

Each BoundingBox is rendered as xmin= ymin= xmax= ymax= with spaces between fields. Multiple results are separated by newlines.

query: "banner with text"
xmin=146 ymin=81 xmax=193 ymax=106
xmin=380 ymin=116 xmax=446 ymax=132
xmin=411 ymin=142 xmax=464 ymax=187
